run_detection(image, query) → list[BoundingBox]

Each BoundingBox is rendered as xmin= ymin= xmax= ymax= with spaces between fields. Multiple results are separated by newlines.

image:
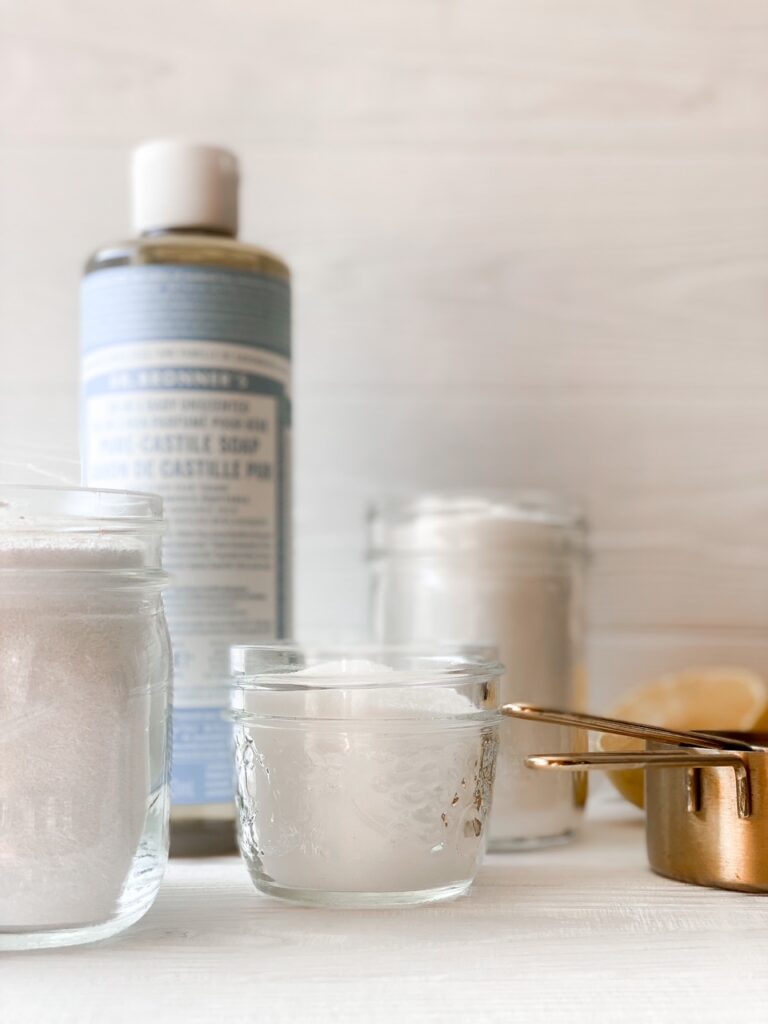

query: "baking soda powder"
xmin=233 ymin=659 xmax=499 ymax=898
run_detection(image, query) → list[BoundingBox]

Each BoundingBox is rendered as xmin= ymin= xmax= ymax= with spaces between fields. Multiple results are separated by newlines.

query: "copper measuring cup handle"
xmin=525 ymin=750 xmax=752 ymax=818
xmin=502 ymin=702 xmax=758 ymax=752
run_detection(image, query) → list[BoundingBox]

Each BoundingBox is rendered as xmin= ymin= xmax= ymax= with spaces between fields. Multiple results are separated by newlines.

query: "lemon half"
xmin=600 ymin=666 xmax=768 ymax=808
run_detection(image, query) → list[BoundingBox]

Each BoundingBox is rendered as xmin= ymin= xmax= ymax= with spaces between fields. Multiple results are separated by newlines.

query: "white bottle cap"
xmin=131 ymin=140 xmax=239 ymax=236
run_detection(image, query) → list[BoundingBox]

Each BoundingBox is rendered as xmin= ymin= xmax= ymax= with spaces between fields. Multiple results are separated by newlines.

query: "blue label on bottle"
xmin=81 ymin=263 xmax=291 ymax=807
xmin=171 ymin=708 xmax=235 ymax=805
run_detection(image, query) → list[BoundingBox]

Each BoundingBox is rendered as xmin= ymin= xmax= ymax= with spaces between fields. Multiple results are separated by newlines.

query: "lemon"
xmin=599 ymin=666 xmax=768 ymax=809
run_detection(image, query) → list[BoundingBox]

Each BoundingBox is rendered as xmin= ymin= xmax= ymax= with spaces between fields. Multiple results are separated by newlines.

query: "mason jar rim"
xmin=0 ymin=484 xmax=164 ymax=526
xmin=367 ymin=490 xmax=588 ymax=561
xmin=230 ymin=643 xmax=504 ymax=690
xmin=0 ymin=485 xmax=167 ymax=582
xmin=370 ymin=489 xmax=585 ymax=526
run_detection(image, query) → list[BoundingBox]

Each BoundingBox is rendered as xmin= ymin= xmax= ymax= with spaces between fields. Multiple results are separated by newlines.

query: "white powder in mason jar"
xmin=369 ymin=496 xmax=587 ymax=848
xmin=0 ymin=535 xmax=153 ymax=928
xmin=235 ymin=660 xmax=498 ymax=894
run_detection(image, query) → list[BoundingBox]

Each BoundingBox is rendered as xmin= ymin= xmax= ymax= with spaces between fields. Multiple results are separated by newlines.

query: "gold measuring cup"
xmin=503 ymin=703 xmax=768 ymax=894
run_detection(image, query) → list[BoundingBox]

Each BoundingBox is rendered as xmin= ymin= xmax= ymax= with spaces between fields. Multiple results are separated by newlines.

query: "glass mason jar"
xmin=0 ymin=486 xmax=172 ymax=949
xmin=230 ymin=645 xmax=502 ymax=907
xmin=368 ymin=493 xmax=588 ymax=850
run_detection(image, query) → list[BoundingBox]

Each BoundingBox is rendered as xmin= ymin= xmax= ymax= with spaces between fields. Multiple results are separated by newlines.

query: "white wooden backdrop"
xmin=1 ymin=1 xmax=767 ymax=707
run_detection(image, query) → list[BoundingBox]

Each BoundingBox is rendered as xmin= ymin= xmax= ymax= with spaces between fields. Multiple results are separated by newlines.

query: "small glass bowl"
xmin=229 ymin=645 xmax=502 ymax=908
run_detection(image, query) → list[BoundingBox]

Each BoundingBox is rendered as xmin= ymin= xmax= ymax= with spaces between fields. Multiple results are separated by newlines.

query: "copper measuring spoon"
xmin=503 ymin=702 xmax=759 ymax=752
xmin=502 ymin=703 xmax=768 ymax=891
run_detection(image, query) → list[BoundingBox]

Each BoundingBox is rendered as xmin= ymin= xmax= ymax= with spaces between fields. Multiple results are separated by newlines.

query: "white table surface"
xmin=3 ymin=796 xmax=768 ymax=1024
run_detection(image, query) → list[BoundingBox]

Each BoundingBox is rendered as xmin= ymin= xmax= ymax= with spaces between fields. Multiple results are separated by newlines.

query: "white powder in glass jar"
xmin=0 ymin=535 xmax=155 ymax=928
xmin=369 ymin=496 xmax=587 ymax=847
xmin=234 ymin=660 xmax=498 ymax=895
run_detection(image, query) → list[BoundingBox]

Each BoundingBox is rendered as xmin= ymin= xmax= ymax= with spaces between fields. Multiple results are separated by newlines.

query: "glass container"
xmin=0 ymin=485 xmax=171 ymax=949
xmin=230 ymin=645 xmax=502 ymax=907
xmin=368 ymin=493 xmax=588 ymax=850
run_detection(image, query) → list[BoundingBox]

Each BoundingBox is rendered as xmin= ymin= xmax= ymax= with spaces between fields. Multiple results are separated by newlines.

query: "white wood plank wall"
xmin=1 ymin=2 xmax=767 ymax=706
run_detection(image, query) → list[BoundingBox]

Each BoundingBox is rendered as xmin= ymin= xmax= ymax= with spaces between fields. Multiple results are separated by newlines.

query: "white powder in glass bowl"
xmin=234 ymin=660 xmax=498 ymax=899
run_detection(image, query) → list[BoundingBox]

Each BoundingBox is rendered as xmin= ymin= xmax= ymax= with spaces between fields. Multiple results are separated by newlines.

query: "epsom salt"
xmin=0 ymin=533 xmax=155 ymax=928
